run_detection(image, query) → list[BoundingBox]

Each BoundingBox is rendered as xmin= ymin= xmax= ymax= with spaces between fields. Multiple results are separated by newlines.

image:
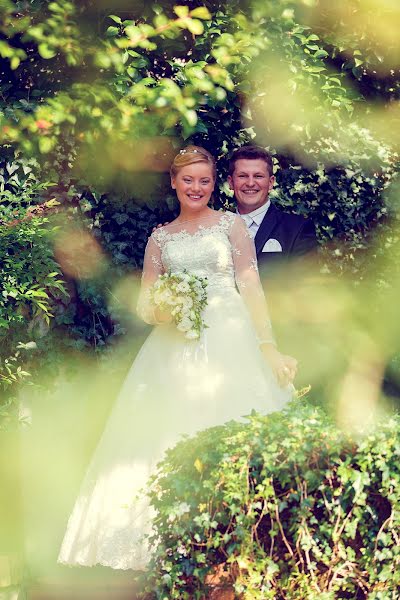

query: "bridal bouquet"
xmin=150 ymin=271 xmax=208 ymax=340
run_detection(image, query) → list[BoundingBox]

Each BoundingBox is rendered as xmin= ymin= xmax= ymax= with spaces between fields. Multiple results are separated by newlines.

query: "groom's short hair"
xmin=229 ymin=145 xmax=274 ymax=177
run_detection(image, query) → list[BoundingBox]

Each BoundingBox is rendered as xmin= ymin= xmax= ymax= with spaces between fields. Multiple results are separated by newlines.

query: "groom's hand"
xmin=152 ymin=222 xmax=170 ymax=232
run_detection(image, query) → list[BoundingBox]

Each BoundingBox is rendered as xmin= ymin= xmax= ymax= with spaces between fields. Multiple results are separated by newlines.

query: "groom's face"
xmin=228 ymin=159 xmax=275 ymax=215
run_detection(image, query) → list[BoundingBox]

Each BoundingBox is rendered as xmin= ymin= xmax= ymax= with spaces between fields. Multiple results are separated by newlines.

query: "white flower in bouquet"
xmin=177 ymin=316 xmax=192 ymax=332
xmin=153 ymin=288 xmax=172 ymax=305
xmin=183 ymin=297 xmax=193 ymax=309
xmin=185 ymin=329 xmax=200 ymax=340
xmin=149 ymin=270 xmax=208 ymax=340
xmin=177 ymin=282 xmax=190 ymax=293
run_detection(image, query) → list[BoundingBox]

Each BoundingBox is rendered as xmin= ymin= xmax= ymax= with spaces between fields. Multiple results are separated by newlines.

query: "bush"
xmin=0 ymin=152 xmax=69 ymax=424
xmin=142 ymin=401 xmax=400 ymax=599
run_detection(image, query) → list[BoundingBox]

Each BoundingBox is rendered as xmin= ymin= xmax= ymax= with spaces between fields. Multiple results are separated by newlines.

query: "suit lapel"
xmin=254 ymin=204 xmax=281 ymax=256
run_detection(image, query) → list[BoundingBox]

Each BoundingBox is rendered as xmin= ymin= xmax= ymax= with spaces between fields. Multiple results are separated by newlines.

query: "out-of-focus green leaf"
xmin=38 ymin=43 xmax=57 ymax=59
xmin=174 ymin=5 xmax=189 ymax=19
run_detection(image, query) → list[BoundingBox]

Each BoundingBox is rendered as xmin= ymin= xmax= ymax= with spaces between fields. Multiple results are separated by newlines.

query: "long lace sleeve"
xmin=137 ymin=233 xmax=164 ymax=324
xmin=230 ymin=215 xmax=276 ymax=346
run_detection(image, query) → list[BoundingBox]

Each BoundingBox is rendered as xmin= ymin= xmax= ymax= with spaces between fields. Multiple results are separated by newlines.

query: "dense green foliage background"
xmin=0 ymin=1 xmax=399 ymax=415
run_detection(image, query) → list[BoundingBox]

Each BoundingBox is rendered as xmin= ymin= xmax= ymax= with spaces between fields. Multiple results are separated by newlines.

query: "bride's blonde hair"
xmin=170 ymin=145 xmax=216 ymax=180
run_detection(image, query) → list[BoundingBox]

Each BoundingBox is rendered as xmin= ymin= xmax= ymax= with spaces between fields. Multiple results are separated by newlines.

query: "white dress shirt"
xmin=237 ymin=201 xmax=271 ymax=239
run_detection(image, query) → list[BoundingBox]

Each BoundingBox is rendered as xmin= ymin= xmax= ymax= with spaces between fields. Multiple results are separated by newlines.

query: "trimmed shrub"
xmin=142 ymin=401 xmax=400 ymax=599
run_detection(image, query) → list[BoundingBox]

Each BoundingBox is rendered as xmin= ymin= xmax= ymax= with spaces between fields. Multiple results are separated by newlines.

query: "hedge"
xmin=140 ymin=400 xmax=400 ymax=599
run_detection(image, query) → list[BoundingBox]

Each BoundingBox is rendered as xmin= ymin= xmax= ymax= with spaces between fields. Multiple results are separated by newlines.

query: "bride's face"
xmin=171 ymin=162 xmax=215 ymax=212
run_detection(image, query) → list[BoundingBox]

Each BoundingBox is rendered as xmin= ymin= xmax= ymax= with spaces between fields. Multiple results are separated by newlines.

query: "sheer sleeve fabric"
xmin=229 ymin=215 xmax=276 ymax=346
xmin=137 ymin=234 xmax=164 ymax=324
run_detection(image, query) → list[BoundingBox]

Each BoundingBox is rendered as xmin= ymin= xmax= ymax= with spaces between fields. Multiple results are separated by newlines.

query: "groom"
xmin=228 ymin=145 xmax=318 ymax=386
xmin=228 ymin=145 xmax=318 ymax=277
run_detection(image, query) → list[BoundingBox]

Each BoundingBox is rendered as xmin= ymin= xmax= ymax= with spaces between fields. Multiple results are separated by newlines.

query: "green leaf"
xmin=38 ymin=43 xmax=57 ymax=59
xmin=10 ymin=56 xmax=20 ymax=70
xmin=38 ymin=137 xmax=54 ymax=154
xmin=314 ymin=49 xmax=328 ymax=58
xmin=194 ymin=458 xmax=203 ymax=473
xmin=154 ymin=14 xmax=169 ymax=28
xmin=185 ymin=109 xmax=198 ymax=126
xmin=186 ymin=18 xmax=204 ymax=35
xmin=31 ymin=290 xmax=49 ymax=298
xmin=48 ymin=2 xmax=64 ymax=13
xmin=174 ymin=5 xmax=189 ymax=18
xmin=17 ymin=341 xmax=37 ymax=351
xmin=190 ymin=7 xmax=211 ymax=20
xmin=306 ymin=66 xmax=326 ymax=73
xmin=125 ymin=25 xmax=141 ymax=39
xmin=106 ymin=26 xmax=119 ymax=37
xmin=193 ymin=121 xmax=208 ymax=134
xmin=36 ymin=301 xmax=49 ymax=312
xmin=109 ymin=15 xmax=122 ymax=24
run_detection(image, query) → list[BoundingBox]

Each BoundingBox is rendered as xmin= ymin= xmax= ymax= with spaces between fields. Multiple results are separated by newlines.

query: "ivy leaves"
xmin=143 ymin=402 xmax=400 ymax=598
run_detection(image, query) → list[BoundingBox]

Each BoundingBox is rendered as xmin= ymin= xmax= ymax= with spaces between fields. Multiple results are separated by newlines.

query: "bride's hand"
xmin=260 ymin=344 xmax=297 ymax=388
xmin=154 ymin=306 xmax=173 ymax=324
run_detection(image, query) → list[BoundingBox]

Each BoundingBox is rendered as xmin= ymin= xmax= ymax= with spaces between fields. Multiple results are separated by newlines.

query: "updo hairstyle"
xmin=170 ymin=145 xmax=216 ymax=181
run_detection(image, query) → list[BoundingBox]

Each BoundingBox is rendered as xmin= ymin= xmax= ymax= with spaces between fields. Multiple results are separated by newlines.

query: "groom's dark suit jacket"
xmin=254 ymin=204 xmax=318 ymax=350
xmin=254 ymin=204 xmax=318 ymax=376
xmin=254 ymin=203 xmax=318 ymax=279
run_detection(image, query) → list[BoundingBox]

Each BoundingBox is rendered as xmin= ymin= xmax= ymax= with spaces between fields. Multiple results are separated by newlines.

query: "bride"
xmin=58 ymin=145 xmax=296 ymax=571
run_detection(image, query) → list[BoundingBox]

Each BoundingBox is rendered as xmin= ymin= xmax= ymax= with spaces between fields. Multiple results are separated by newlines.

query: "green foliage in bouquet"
xmin=142 ymin=401 xmax=400 ymax=599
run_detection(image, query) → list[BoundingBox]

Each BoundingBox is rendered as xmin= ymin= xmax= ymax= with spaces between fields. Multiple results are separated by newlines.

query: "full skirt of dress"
xmin=58 ymin=285 xmax=291 ymax=570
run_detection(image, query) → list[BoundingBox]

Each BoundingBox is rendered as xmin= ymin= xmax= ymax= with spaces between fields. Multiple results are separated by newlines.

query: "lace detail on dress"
xmin=151 ymin=212 xmax=235 ymax=249
xmin=137 ymin=211 xmax=275 ymax=344
xmin=151 ymin=255 xmax=162 ymax=269
xmin=151 ymin=227 xmax=168 ymax=249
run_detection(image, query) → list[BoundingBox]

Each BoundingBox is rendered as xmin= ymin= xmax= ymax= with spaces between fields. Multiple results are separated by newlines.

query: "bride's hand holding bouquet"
xmin=150 ymin=271 xmax=208 ymax=340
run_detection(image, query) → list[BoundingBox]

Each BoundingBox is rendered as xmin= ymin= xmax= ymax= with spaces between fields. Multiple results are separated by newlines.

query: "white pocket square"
xmin=262 ymin=239 xmax=282 ymax=252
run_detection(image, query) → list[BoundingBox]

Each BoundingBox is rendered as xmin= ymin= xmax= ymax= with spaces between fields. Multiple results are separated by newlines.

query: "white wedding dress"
xmin=58 ymin=212 xmax=292 ymax=571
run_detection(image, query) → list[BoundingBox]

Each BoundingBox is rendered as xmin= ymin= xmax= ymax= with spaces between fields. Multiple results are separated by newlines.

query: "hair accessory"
xmin=179 ymin=149 xmax=201 ymax=155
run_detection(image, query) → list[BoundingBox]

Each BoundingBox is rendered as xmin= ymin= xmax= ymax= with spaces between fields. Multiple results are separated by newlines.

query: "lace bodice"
xmin=137 ymin=212 xmax=275 ymax=344
xmin=151 ymin=213 xmax=240 ymax=288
